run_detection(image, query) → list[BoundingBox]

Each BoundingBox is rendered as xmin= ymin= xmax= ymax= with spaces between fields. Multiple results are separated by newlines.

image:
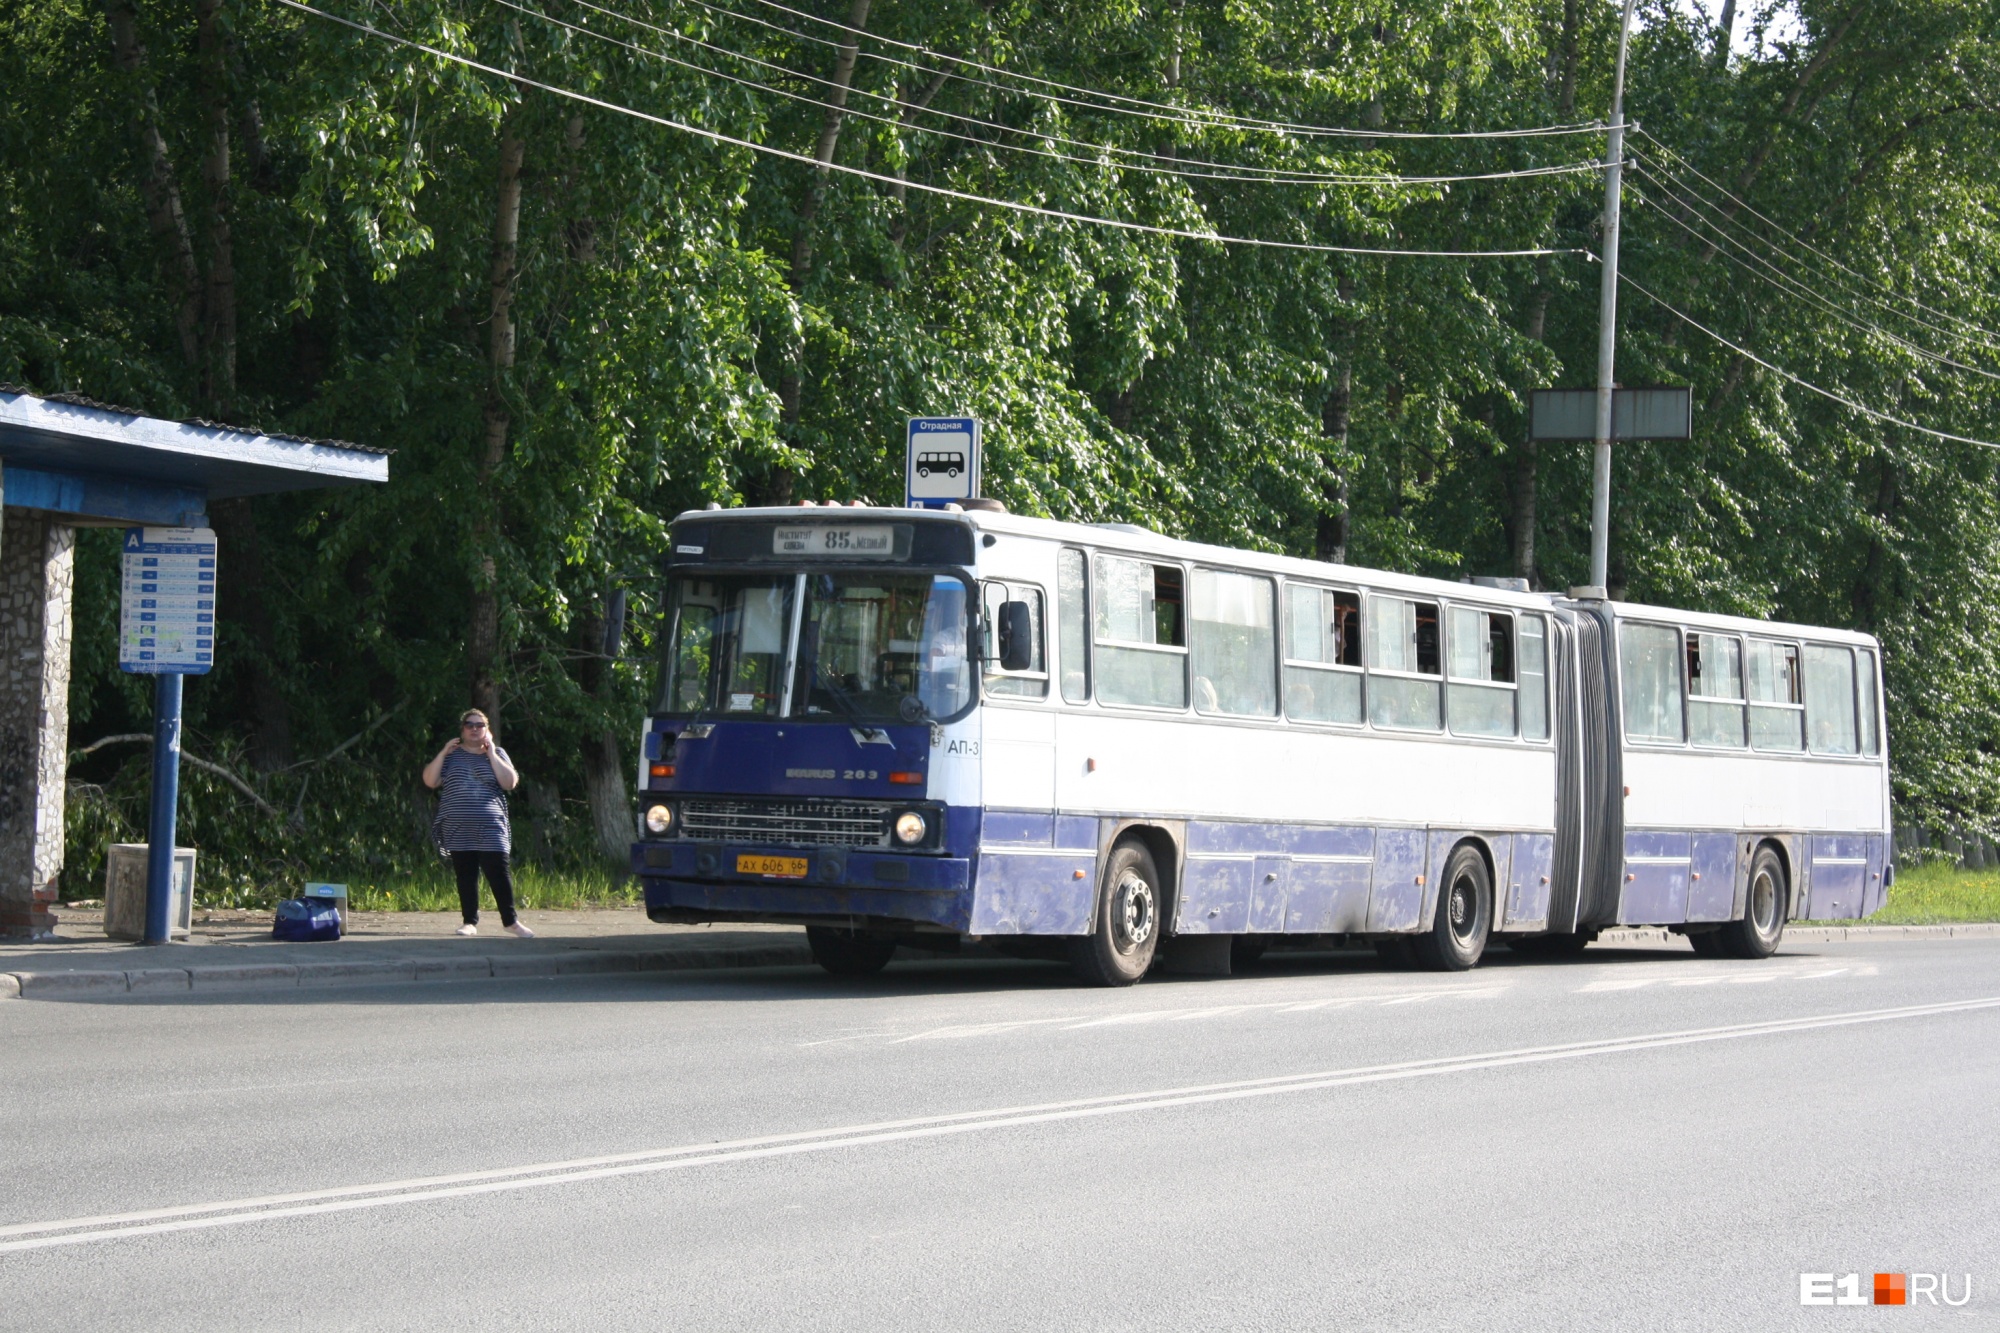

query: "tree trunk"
xmin=1316 ymin=275 xmax=1356 ymax=564
xmin=103 ymin=0 xmax=201 ymax=373
xmin=1511 ymin=276 xmax=1552 ymax=586
xmin=195 ymin=0 xmax=236 ymax=414
xmin=887 ymin=68 xmax=949 ymax=255
xmin=469 ymin=123 xmax=526 ymax=722
xmin=1699 ymin=5 xmax=1863 ymax=261
xmin=765 ymin=0 xmax=872 ymax=505
xmin=1712 ymin=0 xmax=1738 ymax=66
xmin=211 ymin=497 xmax=294 ymax=769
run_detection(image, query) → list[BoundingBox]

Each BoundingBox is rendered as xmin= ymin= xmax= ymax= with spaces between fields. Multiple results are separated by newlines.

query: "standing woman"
xmin=422 ymin=709 xmax=534 ymax=938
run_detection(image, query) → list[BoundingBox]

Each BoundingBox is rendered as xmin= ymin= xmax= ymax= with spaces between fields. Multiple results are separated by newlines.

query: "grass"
xmin=314 ymin=863 xmax=638 ymax=914
xmin=1868 ymin=860 xmax=2000 ymax=924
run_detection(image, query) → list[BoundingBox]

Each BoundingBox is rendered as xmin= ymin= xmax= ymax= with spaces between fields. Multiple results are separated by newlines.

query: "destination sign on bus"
xmin=772 ymin=523 xmax=896 ymax=556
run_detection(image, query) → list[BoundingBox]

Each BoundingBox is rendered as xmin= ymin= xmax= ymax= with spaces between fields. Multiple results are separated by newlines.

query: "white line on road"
xmin=4 ymin=994 xmax=1995 ymax=1255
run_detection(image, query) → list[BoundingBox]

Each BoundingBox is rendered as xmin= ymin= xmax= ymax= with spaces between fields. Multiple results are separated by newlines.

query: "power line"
xmin=1620 ymin=273 xmax=2000 ymax=452
xmin=1626 ymin=166 xmax=2000 ymax=384
xmin=1632 ymin=154 xmax=2000 ymax=361
xmin=522 ymin=0 xmax=1607 ymax=191
xmin=711 ymin=0 xmax=1612 ymax=142
xmin=280 ymin=0 xmax=1588 ymax=261
xmin=1631 ymin=127 xmax=2000 ymax=346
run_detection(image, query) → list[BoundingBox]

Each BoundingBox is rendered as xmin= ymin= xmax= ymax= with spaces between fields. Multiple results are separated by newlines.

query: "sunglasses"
xmin=462 ymin=721 xmax=488 ymax=730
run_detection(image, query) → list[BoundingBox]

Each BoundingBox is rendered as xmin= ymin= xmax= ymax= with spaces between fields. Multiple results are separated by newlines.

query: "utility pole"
xmin=1588 ymin=0 xmax=1637 ymax=594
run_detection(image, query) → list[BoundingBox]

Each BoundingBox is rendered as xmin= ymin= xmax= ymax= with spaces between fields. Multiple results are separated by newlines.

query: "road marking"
xmin=4 ymin=994 xmax=1994 ymax=1255
xmin=1575 ymin=962 xmax=1876 ymax=993
xmin=843 ymin=985 xmax=1505 ymax=1045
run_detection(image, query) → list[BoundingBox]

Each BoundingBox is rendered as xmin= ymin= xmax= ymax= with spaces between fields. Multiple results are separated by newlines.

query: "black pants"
xmin=450 ymin=850 xmax=517 ymax=926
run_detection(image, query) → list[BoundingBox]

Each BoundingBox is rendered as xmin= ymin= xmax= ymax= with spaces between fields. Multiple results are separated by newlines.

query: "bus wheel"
xmin=1410 ymin=845 xmax=1491 ymax=971
xmin=1068 ymin=841 xmax=1162 ymax=986
xmin=1718 ymin=847 xmax=1787 ymax=959
xmin=807 ymin=926 xmax=897 ymax=976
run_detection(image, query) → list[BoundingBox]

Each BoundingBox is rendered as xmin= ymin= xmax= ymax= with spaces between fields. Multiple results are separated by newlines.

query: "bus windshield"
xmin=658 ymin=571 xmax=971 ymax=721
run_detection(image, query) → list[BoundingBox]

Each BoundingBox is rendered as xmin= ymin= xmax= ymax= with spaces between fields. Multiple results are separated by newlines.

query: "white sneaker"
xmin=455 ymin=924 xmax=478 ymax=937
xmin=505 ymin=922 xmax=535 ymax=939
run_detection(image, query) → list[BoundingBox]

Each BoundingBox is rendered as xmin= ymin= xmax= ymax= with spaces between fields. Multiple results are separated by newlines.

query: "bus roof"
xmin=672 ymin=504 xmax=1880 ymax=648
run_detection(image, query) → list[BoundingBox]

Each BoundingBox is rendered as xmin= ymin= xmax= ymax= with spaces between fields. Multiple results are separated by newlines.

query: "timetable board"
xmin=119 ymin=527 xmax=217 ymax=674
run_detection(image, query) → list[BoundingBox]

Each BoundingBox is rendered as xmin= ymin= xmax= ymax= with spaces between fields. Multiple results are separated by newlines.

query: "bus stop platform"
xmin=0 ymin=909 xmax=810 ymax=999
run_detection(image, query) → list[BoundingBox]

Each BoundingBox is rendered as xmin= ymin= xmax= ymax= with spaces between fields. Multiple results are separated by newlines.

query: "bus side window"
xmin=1446 ymin=605 xmax=1516 ymax=738
xmin=1367 ymin=595 xmax=1442 ymax=731
xmin=1094 ymin=554 xmax=1189 ymax=709
xmin=1619 ymin=622 xmax=1685 ymax=743
xmin=1857 ymin=648 xmax=1881 ymax=756
xmin=1803 ymin=644 xmax=1859 ymax=755
xmin=1748 ymin=638 xmax=1805 ymax=751
xmin=1057 ymin=549 xmax=1089 ymax=703
xmin=1191 ymin=568 xmax=1276 ymax=717
xmin=1687 ymin=631 xmax=1746 ymax=748
xmin=1284 ymin=585 xmax=1362 ymax=725
xmin=1518 ymin=613 xmax=1549 ymax=741
xmin=982 ymin=581 xmax=1048 ymax=699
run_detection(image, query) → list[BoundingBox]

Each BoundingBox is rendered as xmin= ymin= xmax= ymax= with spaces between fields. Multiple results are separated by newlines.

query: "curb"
xmin=2 ymin=925 xmax=1993 ymax=1004
xmin=1 ymin=942 xmax=815 ymax=1003
xmin=1597 ymin=922 xmax=2000 ymax=945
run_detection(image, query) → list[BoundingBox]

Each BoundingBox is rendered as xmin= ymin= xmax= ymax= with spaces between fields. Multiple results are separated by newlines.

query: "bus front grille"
xmin=679 ymin=799 xmax=890 ymax=848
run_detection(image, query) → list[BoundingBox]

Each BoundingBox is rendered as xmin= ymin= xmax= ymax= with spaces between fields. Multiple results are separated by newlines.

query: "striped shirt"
xmin=437 ymin=746 xmax=512 ymax=854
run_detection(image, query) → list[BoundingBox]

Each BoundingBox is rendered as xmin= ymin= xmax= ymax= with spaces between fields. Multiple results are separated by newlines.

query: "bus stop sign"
xmin=119 ymin=526 xmax=217 ymax=675
xmin=905 ymin=417 xmax=980 ymax=508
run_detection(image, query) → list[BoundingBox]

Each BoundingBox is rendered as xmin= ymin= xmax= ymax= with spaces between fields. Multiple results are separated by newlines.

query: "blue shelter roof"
xmin=0 ymin=387 xmax=387 ymax=524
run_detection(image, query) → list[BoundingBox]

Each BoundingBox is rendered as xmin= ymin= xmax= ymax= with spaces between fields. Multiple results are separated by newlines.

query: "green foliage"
xmin=1868 ymin=862 xmax=2000 ymax=925
xmin=6 ymin=0 xmax=2000 ymax=895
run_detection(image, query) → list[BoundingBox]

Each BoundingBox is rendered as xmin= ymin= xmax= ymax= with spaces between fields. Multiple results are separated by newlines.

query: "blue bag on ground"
xmin=272 ymin=897 xmax=342 ymax=942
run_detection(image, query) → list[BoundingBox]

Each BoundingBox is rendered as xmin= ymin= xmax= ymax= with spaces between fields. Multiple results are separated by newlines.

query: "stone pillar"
xmin=0 ymin=500 xmax=76 ymax=940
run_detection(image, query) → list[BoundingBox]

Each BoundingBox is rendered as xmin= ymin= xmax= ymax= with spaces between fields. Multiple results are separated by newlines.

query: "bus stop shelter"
xmin=0 ymin=387 xmax=388 ymax=939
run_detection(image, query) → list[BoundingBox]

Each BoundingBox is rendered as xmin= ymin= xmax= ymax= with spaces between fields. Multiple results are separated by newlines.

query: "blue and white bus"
xmin=632 ymin=503 xmax=1891 ymax=984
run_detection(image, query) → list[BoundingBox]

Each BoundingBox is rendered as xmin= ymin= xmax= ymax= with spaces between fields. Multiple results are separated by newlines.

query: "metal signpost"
xmin=119 ymin=526 xmax=217 ymax=944
xmin=905 ymin=417 xmax=980 ymax=508
xmin=1532 ymin=387 xmax=1692 ymax=443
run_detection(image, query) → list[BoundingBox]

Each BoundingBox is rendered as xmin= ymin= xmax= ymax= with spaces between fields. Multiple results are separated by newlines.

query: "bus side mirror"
xmin=999 ymin=601 xmax=1034 ymax=672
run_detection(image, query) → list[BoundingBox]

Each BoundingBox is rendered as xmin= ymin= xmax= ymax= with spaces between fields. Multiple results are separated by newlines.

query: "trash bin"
xmin=104 ymin=844 xmax=196 ymax=941
xmin=303 ymin=882 xmax=350 ymax=932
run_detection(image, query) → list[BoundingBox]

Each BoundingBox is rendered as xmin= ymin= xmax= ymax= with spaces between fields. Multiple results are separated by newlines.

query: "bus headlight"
xmin=892 ymin=811 xmax=928 ymax=846
xmin=643 ymin=804 xmax=675 ymax=836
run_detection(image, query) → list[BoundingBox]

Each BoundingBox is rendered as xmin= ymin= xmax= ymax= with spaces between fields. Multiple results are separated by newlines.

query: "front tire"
xmin=1717 ymin=845 xmax=1787 ymax=959
xmin=1068 ymin=841 xmax=1162 ymax=986
xmin=807 ymin=926 xmax=897 ymax=976
xmin=1409 ymin=844 xmax=1492 ymax=971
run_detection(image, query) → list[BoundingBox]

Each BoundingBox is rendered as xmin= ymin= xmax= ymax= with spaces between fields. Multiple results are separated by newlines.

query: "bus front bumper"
xmin=632 ymin=841 xmax=972 ymax=932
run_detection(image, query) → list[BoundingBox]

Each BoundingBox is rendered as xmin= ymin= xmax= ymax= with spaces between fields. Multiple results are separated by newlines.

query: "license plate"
xmin=736 ymin=854 xmax=809 ymax=878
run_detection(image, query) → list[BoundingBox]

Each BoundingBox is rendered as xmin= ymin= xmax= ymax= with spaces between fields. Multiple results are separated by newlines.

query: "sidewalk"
xmin=3 ymin=908 xmax=1995 ymax=1002
xmin=0 ymin=905 xmax=812 ymax=1001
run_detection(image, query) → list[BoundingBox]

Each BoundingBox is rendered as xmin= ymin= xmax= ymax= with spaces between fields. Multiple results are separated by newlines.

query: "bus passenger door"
xmin=982 ymin=708 xmax=1055 ymax=813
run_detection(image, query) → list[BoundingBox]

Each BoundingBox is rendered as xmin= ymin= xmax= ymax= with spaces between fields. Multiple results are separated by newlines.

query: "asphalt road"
xmin=2 ymin=937 xmax=1996 ymax=1331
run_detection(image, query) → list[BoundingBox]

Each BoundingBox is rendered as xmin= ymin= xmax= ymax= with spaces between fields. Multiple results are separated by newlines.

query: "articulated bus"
xmin=631 ymin=503 xmax=1891 ymax=985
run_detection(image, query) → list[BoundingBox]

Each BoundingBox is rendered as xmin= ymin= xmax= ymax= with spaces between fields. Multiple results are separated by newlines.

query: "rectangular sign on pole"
xmin=1530 ymin=387 xmax=1693 ymax=441
xmin=905 ymin=417 xmax=980 ymax=508
xmin=119 ymin=526 xmax=217 ymax=675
